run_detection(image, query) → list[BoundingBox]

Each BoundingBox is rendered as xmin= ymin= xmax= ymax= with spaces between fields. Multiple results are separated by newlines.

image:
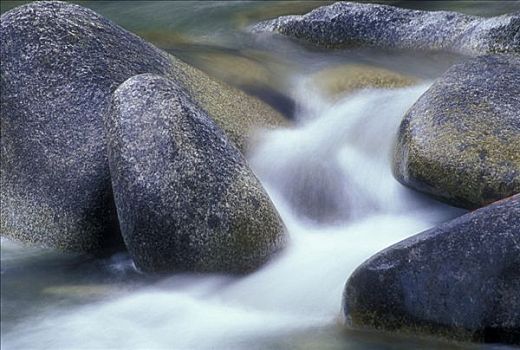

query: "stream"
xmin=1 ymin=1 xmax=518 ymax=349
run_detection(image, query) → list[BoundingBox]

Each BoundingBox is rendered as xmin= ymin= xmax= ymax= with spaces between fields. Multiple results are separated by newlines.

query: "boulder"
xmin=106 ymin=74 xmax=286 ymax=273
xmin=393 ymin=54 xmax=520 ymax=209
xmin=252 ymin=2 xmax=520 ymax=55
xmin=1 ymin=1 xmax=285 ymax=254
xmin=0 ymin=0 xmax=175 ymax=254
xmin=343 ymin=194 xmax=520 ymax=344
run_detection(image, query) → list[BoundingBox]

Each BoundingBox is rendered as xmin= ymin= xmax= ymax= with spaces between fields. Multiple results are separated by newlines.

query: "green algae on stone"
xmin=182 ymin=51 xmax=277 ymax=89
xmin=345 ymin=307 xmax=476 ymax=343
xmin=106 ymin=74 xmax=286 ymax=273
xmin=393 ymin=54 xmax=520 ymax=209
xmin=172 ymin=55 xmax=288 ymax=153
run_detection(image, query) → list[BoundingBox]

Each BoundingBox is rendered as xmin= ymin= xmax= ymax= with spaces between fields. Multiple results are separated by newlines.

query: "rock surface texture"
xmin=393 ymin=54 xmax=520 ymax=209
xmin=343 ymin=194 xmax=520 ymax=344
xmin=106 ymin=74 xmax=286 ymax=273
xmin=252 ymin=2 xmax=520 ymax=55
xmin=0 ymin=0 xmax=175 ymax=254
xmin=1 ymin=1 xmax=285 ymax=256
xmin=172 ymin=56 xmax=287 ymax=152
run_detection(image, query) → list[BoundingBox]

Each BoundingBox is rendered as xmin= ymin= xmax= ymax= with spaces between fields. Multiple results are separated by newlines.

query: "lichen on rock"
xmin=393 ymin=54 xmax=520 ymax=209
xmin=309 ymin=64 xmax=418 ymax=99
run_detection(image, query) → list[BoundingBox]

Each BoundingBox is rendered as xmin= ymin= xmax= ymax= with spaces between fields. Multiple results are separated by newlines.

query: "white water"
xmin=2 ymin=82 xmax=467 ymax=350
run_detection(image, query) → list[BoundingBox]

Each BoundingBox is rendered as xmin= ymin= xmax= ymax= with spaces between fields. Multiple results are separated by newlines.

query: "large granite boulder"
xmin=0 ymin=0 xmax=175 ymax=254
xmin=343 ymin=194 xmax=520 ymax=344
xmin=1 ymin=1 xmax=285 ymax=255
xmin=393 ymin=54 xmax=520 ymax=209
xmin=252 ymin=2 xmax=520 ymax=55
xmin=106 ymin=74 xmax=286 ymax=273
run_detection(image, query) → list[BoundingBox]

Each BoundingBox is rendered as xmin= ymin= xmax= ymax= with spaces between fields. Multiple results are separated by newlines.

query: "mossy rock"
xmin=184 ymin=51 xmax=275 ymax=88
xmin=393 ymin=54 xmax=520 ymax=209
xmin=137 ymin=30 xmax=194 ymax=49
xmin=139 ymin=30 xmax=294 ymax=120
xmin=310 ymin=64 xmax=418 ymax=99
xmin=42 ymin=284 xmax=117 ymax=298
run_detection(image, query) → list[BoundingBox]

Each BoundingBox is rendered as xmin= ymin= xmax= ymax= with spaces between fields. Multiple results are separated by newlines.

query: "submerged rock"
xmin=309 ymin=64 xmax=417 ymax=99
xmin=343 ymin=194 xmax=520 ymax=344
xmin=184 ymin=50 xmax=296 ymax=120
xmin=173 ymin=53 xmax=290 ymax=142
xmin=393 ymin=54 xmax=520 ymax=209
xmin=252 ymin=2 xmax=520 ymax=55
xmin=1 ymin=1 xmax=285 ymax=254
xmin=106 ymin=74 xmax=286 ymax=273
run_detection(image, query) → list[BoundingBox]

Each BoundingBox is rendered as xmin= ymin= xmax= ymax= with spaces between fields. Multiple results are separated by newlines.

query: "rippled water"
xmin=1 ymin=1 xmax=519 ymax=349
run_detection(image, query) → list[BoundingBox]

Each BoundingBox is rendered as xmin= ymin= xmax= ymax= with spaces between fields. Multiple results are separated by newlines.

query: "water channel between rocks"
xmin=1 ymin=1 xmax=518 ymax=349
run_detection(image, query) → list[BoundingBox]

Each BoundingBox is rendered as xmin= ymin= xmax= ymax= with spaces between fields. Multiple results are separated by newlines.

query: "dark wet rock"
xmin=241 ymin=84 xmax=296 ymax=120
xmin=343 ymin=194 xmax=520 ymax=344
xmin=106 ymin=74 xmax=286 ymax=273
xmin=252 ymin=2 xmax=520 ymax=55
xmin=1 ymin=1 xmax=286 ymax=254
xmin=393 ymin=54 xmax=520 ymax=209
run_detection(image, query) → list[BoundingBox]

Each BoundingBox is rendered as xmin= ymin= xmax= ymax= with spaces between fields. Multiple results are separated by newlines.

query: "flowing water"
xmin=1 ymin=1 xmax=519 ymax=349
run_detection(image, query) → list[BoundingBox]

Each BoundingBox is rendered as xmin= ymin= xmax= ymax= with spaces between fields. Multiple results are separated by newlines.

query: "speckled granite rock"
xmin=106 ymin=74 xmax=286 ymax=273
xmin=1 ymin=1 xmax=285 ymax=254
xmin=343 ymin=194 xmax=520 ymax=344
xmin=252 ymin=2 xmax=520 ymax=55
xmin=393 ymin=54 xmax=520 ymax=209
xmin=0 ymin=1 xmax=175 ymax=254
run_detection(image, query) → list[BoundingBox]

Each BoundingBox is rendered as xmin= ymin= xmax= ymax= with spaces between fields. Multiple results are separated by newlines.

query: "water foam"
xmin=2 ymin=83 xmax=466 ymax=350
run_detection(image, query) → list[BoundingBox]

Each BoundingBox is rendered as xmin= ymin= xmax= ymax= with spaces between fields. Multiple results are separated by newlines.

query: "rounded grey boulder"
xmin=106 ymin=74 xmax=286 ymax=273
xmin=252 ymin=2 xmax=520 ymax=56
xmin=343 ymin=194 xmax=520 ymax=344
xmin=0 ymin=1 xmax=176 ymax=254
xmin=1 ymin=1 xmax=287 ymax=255
xmin=393 ymin=54 xmax=520 ymax=209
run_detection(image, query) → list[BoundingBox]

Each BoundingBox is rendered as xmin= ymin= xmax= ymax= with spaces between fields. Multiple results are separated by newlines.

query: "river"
xmin=1 ymin=1 xmax=518 ymax=349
